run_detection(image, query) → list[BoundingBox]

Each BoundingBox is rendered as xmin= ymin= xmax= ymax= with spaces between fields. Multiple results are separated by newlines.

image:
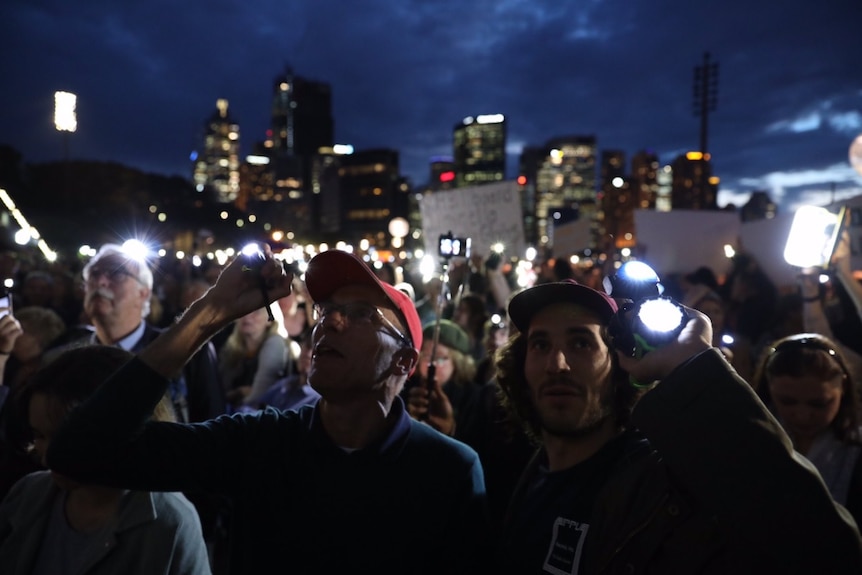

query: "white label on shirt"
xmin=543 ymin=517 xmax=589 ymax=575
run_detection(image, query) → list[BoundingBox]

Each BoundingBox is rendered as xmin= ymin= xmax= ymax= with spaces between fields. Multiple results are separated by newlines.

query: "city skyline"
xmin=2 ymin=0 xmax=861 ymax=214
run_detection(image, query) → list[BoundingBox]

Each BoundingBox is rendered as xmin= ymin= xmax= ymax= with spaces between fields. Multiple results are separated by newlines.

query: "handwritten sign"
xmin=419 ymin=181 xmax=527 ymax=260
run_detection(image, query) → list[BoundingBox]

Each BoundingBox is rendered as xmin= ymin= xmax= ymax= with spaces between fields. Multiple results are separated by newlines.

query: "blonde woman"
xmin=218 ymin=305 xmax=288 ymax=410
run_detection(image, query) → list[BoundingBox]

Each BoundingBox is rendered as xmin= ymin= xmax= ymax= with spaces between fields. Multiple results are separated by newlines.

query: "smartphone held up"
xmin=0 ymin=291 xmax=11 ymax=319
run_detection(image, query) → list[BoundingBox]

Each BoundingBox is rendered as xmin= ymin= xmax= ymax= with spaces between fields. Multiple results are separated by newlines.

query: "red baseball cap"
xmin=305 ymin=250 xmax=422 ymax=352
xmin=508 ymin=279 xmax=618 ymax=334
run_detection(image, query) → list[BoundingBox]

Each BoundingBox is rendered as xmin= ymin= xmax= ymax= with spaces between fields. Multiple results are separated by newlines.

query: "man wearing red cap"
xmin=46 ymin=247 xmax=491 ymax=575
xmin=494 ymin=279 xmax=862 ymax=574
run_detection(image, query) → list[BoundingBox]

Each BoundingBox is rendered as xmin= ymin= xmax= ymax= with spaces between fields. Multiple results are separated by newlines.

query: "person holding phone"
xmin=493 ymin=279 xmax=862 ymax=574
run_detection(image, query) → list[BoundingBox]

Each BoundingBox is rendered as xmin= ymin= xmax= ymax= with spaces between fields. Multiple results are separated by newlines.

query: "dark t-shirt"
xmin=500 ymin=429 xmax=641 ymax=575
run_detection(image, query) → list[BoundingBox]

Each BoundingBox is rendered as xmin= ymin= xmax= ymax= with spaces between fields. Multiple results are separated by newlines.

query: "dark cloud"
xmin=1 ymin=0 xmax=860 ymax=210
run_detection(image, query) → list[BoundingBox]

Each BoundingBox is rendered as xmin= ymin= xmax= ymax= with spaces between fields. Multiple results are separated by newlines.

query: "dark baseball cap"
xmin=508 ymin=279 xmax=618 ymax=333
xmin=305 ymin=250 xmax=422 ymax=352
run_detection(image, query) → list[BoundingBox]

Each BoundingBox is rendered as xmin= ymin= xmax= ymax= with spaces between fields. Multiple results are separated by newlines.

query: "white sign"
xmin=419 ymin=181 xmax=526 ymax=260
xmin=634 ymin=210 xmax=740 ymax=279
xmin=552 ymin=219 xmax=593 ymax=258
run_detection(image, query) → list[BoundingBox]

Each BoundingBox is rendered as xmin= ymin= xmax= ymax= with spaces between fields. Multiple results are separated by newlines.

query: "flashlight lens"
xmin=620 ymin=261 xmax=659 ymax=282
xmin=637 ymin=298 xmax=685 ymax=333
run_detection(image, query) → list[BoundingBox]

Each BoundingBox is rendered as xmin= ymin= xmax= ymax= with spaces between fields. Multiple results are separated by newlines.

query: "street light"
xmin=54 ymin=91 xmax=77 ymax=134
xmin=54 ymin=91 xmax=77 ymax=209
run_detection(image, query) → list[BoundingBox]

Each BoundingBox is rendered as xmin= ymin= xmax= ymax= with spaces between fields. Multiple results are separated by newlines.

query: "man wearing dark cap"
xmin=495 ymin=279 xmax=862 ymax=574
xmin=46 ymin=247 xmax=491 ymax=575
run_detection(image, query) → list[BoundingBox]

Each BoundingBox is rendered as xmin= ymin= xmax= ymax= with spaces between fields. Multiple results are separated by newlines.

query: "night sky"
xmin=2 ymin=0 xmax=861 ymax=213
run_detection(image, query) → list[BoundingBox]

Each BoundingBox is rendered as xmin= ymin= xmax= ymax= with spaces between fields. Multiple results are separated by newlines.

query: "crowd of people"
xmin=0 ymin=234 xmax=861 ymax=573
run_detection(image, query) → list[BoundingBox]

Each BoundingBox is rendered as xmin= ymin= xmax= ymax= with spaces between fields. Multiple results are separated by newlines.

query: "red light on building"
xmin=439 ymin=171 xmax=455 ymax=182
xmin=517 ymin=175 xmax=527 ymax=185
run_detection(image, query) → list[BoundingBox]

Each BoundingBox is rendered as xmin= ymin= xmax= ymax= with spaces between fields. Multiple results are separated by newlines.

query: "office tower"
xmin=429 ymin=156 xmax=456 ymax=191
xmin=236 ymin=153 xmax=274 ymax=211
xmin=452 ymin=114 xmax=506 ymax=188
xmin=630 ymin=150 xmax=660 ymax=209
xmin=192 ymin=99 xmax=241 ymax=204
xmin=655 ymin=164 xmax=673 ymax=212
xmin=525 ymin=135 xmax=597 ymax=248
xmin=270 ymin=66 xmax=334 ymax=157
xmin=670 ymin=152 xmax=718 ymax=210
xmin=599 ymin=150 xmax=634 ymax=250
xmin=518 ymin=146 xmax=545 ymax=247
xmin=337 ymin=148 xmax=409 ymax=248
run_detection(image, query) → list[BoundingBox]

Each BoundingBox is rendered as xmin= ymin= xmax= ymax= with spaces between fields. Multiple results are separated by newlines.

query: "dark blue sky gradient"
xmin=1 ymin=0 xmax=860 ymax=211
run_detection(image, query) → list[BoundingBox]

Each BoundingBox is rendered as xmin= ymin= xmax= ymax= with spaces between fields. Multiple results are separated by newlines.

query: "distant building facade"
xmin=270 ymin=67 xmax=334 ymax=157
xmin=453 ymin=114 xmax=506 ymax=188
xmin=518 ymin=135 xmax=598 ymax=248
xmin=193 ymin=99 xmax=240 ymax=204
xmin=740 ymin=190 xmax=778 ymax=222
xmin=670 ymin=151 xmax=719 ymax=210
xmin=337 ymin=148 xmax=410 ymax=249
xmin=599 ymin=150 xmax=633 ymax=250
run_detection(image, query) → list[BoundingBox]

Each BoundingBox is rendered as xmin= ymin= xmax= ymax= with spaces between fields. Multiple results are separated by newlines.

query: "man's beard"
xmin=537 ymin=385 xmax=616 ymax=439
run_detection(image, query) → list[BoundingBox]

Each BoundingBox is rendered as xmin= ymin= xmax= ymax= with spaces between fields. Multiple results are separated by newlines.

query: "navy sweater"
xmin=47 ymin=358 xmax=491 ymax=574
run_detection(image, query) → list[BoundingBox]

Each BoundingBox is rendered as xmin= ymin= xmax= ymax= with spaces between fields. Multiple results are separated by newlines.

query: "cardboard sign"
xmin=419 ymin=181 xmax=527 ymax=260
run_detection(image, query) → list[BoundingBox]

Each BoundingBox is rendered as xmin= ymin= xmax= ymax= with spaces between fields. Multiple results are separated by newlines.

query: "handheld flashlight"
xmin=241 ymin=243 xmax=275 ymax=322
xmin=605 ymin=261 xmax=689 ymax=387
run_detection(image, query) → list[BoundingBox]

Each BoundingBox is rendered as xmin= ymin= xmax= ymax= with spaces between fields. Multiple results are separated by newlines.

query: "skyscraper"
xmin=599 ymin=150 xmax=632 ymax=250
xmin=336 ymin=148 xmax=409 ymax=248
xmin=428 ymin=156 xmax=456 ymax=191
xmin=630 ymin=150 xmax=660 ymax=210
xmin=192 ymin=99 xmax=240 ymax=204
xmin=452 ymin=114 xmax=506 ymax=188
xmin=270 ymin=67 xmax=334 ymax=157
xmin=670 ymin=152 xmax=719 ymax=210
xmin=524 ymin=135 xmax=598 ymax=247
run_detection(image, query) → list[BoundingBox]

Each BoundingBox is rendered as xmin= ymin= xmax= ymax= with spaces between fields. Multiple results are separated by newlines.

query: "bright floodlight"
xmin=54 ymin=91 xmax=77 ymax=132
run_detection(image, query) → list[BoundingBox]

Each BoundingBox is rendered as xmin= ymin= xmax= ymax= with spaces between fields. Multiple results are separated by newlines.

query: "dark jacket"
xmin=503 ymin=349 xmax=862 ymax=574
xmin=44 ymin=323 xmax=226 ymax=423
xmin=46 ymin=358 xmax=491 ymax=575
xmin=134 ymin=323 xmax=225 ymax=423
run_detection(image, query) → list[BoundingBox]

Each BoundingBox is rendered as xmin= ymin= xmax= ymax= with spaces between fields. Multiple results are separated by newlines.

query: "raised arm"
xmin=139 ymin=247 xmax=293 ymax=378
xmin=619 ymin=306 xmax=862 ymax=571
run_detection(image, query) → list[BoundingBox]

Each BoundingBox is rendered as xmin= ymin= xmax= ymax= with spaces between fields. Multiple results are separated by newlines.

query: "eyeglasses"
xmin=86 ymin=265 xmax=144 ymax=286
xmin=313 ymin=301 xmax=412 ymax=348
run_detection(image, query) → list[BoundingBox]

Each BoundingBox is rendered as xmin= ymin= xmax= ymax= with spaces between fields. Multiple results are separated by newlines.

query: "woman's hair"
xmin=449 ymin=347 xmax=477 ymax=387
xmin=221 ymin=306 xmax=285 ymax=365
xmin=494 ymin=326 xmax=643 ymax=443
xmin=17 ymin=345 xmax=175 ymax=438
xmin=752 ymin=332 xmax=860 ymax=442
xmin=15 ymin=306 xmax=67 ymax=349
